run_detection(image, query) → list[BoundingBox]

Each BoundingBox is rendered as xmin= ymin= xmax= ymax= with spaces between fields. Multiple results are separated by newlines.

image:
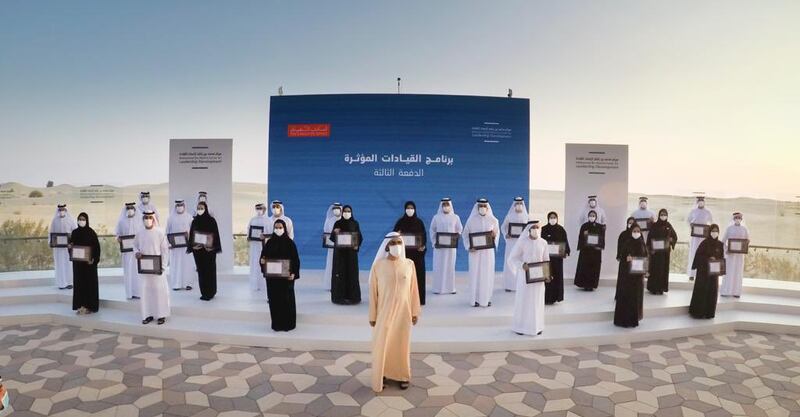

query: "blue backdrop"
xmin=267 ymin=94 xmax=530 ymax=270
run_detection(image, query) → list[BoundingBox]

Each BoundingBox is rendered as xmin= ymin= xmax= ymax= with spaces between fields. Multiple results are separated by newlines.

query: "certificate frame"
xmin=585 ymin=229 xmax=606 ymax=249
xmin=635 ymin=218 xmax=652 ymax=231
xmin=247 ymin=225 xmax=265 ymax=242
xmin=137 ymin=255 xmax=163 ymax=275
xmin=525 ymin=261 xmax=552 ymax=284
xmin=547 ymin=241 xmax=567 ymax=258
xmin=69 ymin=245 xmax=93 ymax=263
xmin=167 ymin=232 xmax=188 ymax=249
xmin=322 ymin=232 xmax=335 ymax=249
xmin=263 ymin=258 xmax=291 ymax=279
xmin=401 ymin=234 xmax=423 ymax=249
xmin=334 ymin=231 xmax=360 ymax=249
xmin=193 ymin=231 xmax=214 ymax=249
xmin=690 ymin=223 xmax=710 ymax=238
xmin=49 ymin=233 xmax=70 ymax=248
xmin=650 ymin=238 xmax=669 ymax=252
xmin=118 ymin=235 xmax=135 ymax=253
xmin=468 ymin=231 xmax=495 ymax=250
xmin=629 ymin=256 xmax=649 ymax=275
xmin=507 ymin=222 xmax=527 ymax=239
xmin=434 ymin=232 xmax=460 ymax=249
xmin=708 ymin=258 xmax=727 ymax=276
xmin=727 ymin=238 xmax=750 ymax=254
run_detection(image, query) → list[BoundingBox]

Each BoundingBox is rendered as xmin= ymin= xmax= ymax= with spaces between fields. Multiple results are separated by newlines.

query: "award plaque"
xmin=137 ymin=255 xmax=163 ymax=275
xmin=629 ymin=257 xmax=649 ymax=275
xmin=525 ymin=261 xmax=552 ymax=284
xmin=263 ymin=259 xmax=291 ymax=278
xmin=691 ymin=224 xmax=710 ymax=238
xmin=167 ymin=232 xmax=188 ymax=249
xmin=69 ymin=245 xmax=92 ymax=263
xmin=547 ymin=241 xmax=566 ymax=258
xmin=50 ymin=233 xmax=70 ymax=248
xmin=434 ymin=232 xmax=460 ymax=249
xmin=727 ymin=238 xmax=750 ymax=254
xmin=507 ymin=223 xmax=526 ymax=238
xmin=468 ymin=231 xmax=495 ymax=250
xmin=248 ymin=225 xmax=265 ymax=242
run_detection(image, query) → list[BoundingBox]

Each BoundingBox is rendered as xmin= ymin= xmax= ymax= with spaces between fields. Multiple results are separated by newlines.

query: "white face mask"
xmin=177 ymin=206 xmax=185 ymax=214
xmin=274 ymin=228 xmax=285 ymax=236
xmin=333 ymin=208 xmax=342 ymax=217
xmin=442 ymin=205 xmax=452 ymax=213
xmin=698 ymin=202 xmax=705 ymax=208
xmin=659 ymin=215 xmax=667 ymax=221
xmin=58 ymin=211 xmax=66 ymax=218
xmin=548 ymin=218 xmax=557 ymax=225
xmin=78 ymin=220 xmax=87 ymax=228
xmin=256 ymin=209 xmax=265 ymax=216
xmin=141 ymin=197 xmax=150 ymax=204
xmin=639 ymin=203 xmax=647 ymax=209
xmin=588 ymin=216 xmax=596 ymax=223
xmin=196 ymin=208 xmax=205 ymax=216
xmin=710 ymin=231 xmax=719 ymax=239
xmin=144 ymin=218 xmax=154 ymax=228
xmin=589 ymin=200 xmax=597 ymax=208
xmin=529 ymin=229 xmax=539 ymax=239
xmin=632 ymin=232 xmax=642 ymax=240
xmin=272 ymin=207 xmax=281 ymax=216
xmin=199 ymin=196 xmax=207 ymax=202
xmin=405 ymin=208 xmax=415 ymax=217
xmin=478 ymin=207 xmax=487 ymax=216
xmin=388 ymin=244 xmax=402 ymax=257
xmin=514 ymin=204 xmax=523 ymax=213
xmin=734 ymin=219 xmax=742 ymax=225
xmin=126 ymin=209 xmax=135 ymax=217
xmin=343 ymin=212 xmax=352 ymax=220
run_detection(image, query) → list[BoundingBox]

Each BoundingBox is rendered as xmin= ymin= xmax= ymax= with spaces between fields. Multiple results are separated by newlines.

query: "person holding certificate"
xmin=689 ymin=224 xmax=724 ymax=319
xmin=507 ymin=220 xmax=548 ymax=336
xmin=166 ymin=199 xmax=196 ymax=291
xmin=247 ymin=203 xmax=269 ymax=292
xmin=614 ymin=217 xmax=636 ymax=300
xmin=134 ymin=210 xmax=170 ymax=325
xmin=188 ymin=201 xmax=222 ymax=301
xmin=541 ymin=212 xmax=570 ymax=304
xmin=331 ymin=205 xmax=362 ymax=305
xmin=630 ymin=197 xmax=656 ymax=239
xmin=260 ymin=220 xmax=300 ymax=331
xmin=721 ymin=212 xmax=749 ymax=298
xmin=461 ymin=199 xmax=500 ymax=307
xmin=646 ymin=209 xmax=678 ymax=295
xmin=501 ymin=197 xmax=529 ymax=292
xmin=393 ymin=201 xmax=428 ymax=305
xmin=368 ymin=232 xmax=421 ymax=392
xmin=429 ymin=198 xmax=463 ymax=295
xmin=323 ymin=203 xmax=343 ymax=291
xmin=614 ymin=224 xmax=648 ymax=328
xmin=70 ymin=212 xmax=101 ymax=315
xmin=686 ymin=196 xmax=713 ymax=280
xmin=574 ymin=210 xmax=605 ymax=291
xmin=50 ymin=204 xmax=77 ymax=290
xmin=115 ymin=203 xmax=141 ymax=299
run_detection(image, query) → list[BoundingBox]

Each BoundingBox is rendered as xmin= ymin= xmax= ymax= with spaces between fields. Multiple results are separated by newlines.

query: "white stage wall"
xmin=169 ymin=139 xmax=234 ymax=271
xmin=564 ymin=143 xmax=629 ymax=279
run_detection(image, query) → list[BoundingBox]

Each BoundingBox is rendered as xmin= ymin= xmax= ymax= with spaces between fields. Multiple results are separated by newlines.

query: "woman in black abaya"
xmin=261 ymin=219 xmax=300 ymax=331
xmin=393 ymin=201 xmax=427 ymax=305
xmin=689 ymin=224 xmax=724 ymax=319
xmin=646 ymin=209 xmax=678 ymax=295
xmin=614 ymin=224 xmax=648 ymax=328
xmin=188 ymin=201 xmax=222 ymax=301
xmin=541 ymin=211 xmax=570 ymax=304
xmin=331 ymin=205 xmax=362 ymax=305
xmin=71 ymin=212 xmax=101 ymax=314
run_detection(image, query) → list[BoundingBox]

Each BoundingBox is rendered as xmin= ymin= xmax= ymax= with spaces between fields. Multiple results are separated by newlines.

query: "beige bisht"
xmin=369 ymin=232 xmax=422 ymax=392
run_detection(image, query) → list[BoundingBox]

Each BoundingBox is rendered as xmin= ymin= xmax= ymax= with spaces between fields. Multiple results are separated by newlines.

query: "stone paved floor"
xmin=1 ymin=324 xmax=799 ymax=417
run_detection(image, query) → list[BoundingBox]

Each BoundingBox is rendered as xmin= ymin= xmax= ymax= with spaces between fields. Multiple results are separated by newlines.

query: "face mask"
xmin=639 ymin=203 xmax=647 ymax=209
xmin=256 ymin=209 xmax=264 ymax=216
xmin=127 ymin=209 xmax=135 ymax=217
xmin=589 ymin=201 xmax=597 ymax=208
xmin=144 ymin=219 xmax=154 ymax=228
xmin=58 ymin=211 xmax=66 ymax=218
xmin=177 ymin=206 xmax=185 ymax=214
xmin=548 ymin=218 xmax=557 ymax=225
xmin=196 ymin=209 xmax=205 ymax=216
xmin=588 ymin=216 xmax=596 ymax=223
xmin=734 ymin=219 xmax=742 ymax=225
xmin=199 ymin=196 xmax=207 ymax=202
xmin=274 ymin=228 xmax=285 ymax=236
xmin=388 ymin=245 xmax=402 ymax=257
xmin=405 ymin=209 xmax=415 ymax=217
xmin=710 ymin=231 xmax=719 ymax=239
xmin=141 ymin=197 xmax=150 ymax=204
xmin=443 ymin=206 xmax=451 ymax=213
xmin=698 ymin=202 xmax=705 ymax=208
xmin=78 ymin=220 xmax=87 ymax=228
xmin=343 ymin=212 xmax=352 ymax=220
xmin=478 ymin=207 xmax=487 ymax=216
xmin=514 ymin=204 xmax=523 ymax=213
xmin=659 ymin=215 xmax=667 ymax=221
xmin=529 ymin=229 xmax=539 ymax=239
xmin=333 ymin=209 xmax=342 ymax=217
xmin=272 ymin=207 xmax=281 ymax=216
xmin=632 ymin=232 xmax=642 ymax=240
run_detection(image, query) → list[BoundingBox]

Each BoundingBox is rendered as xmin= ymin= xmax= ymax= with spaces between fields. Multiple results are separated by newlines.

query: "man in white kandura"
xmin=501 ymin=197 xmax=529 ymax=292
xmin=266 ymin=200 xmax=294 ymax=239
xmin=462 ymin=198 xmax=500 ymax=307
xmin=323 ymin=202 xmax=343 ymax=291
xmin=429 ymin=198 xmax=463 ymax=295
xmin=630 ymin=196 xmax=656 ymax=239
xmin=686 ymin=196 xmax=713 ymax=280
xmin=579 ymin=195 xmax=607 ymax=225
xmin=508 ymin=220 xmax=549 ymax=336
xmin=166 ymin=199 xmax=196 ymax=291
xmin=721 ymin=212 xmax=749 ymax=298
xmin=50 ymin=204 xmax=77 ymax=290
xmin=247 ymin=203 xmax=268 ymax=292
xmin=134 ymin=210 xmax=170 ymax=325
xmin=116 ymin=202 xmax=141 ymax=299
xmin=137 ymin=191 xmax=160 ymax=225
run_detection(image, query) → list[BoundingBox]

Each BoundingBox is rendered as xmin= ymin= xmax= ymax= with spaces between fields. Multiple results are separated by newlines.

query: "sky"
xmin=1 ymin=0 xmax=799 ymax=199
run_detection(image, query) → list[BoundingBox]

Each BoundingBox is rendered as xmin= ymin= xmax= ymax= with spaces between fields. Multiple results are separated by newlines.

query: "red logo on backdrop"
xmin=288 ymin=124 xmax=331 ymax=138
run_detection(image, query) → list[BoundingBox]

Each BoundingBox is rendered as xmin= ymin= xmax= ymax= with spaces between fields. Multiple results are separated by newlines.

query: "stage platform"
xmin=1 ymin=268 xmax=799 ymax=353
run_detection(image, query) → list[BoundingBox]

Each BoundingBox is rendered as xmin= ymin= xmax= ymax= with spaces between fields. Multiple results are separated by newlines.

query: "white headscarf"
xmin=436 ymin=199 xmax=456 ymax=216
xmin=466 ymin=200 xmax=496 ymax=223
xmin=324 ymin=203 xmax=342 ymax=234
xmin=728 ymin=212 xmax=747 ymax=228
xmin=504 ymin=197 xmax=528 ymax=220
xmin=50 ymin=204 xmax=77 ymax=233
xmin=372 ymin=231 xmax=407 ymax=265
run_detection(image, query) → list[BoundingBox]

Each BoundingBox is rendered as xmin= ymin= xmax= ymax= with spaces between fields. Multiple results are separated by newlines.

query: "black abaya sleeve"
xmin=562 ymin=226 xmax=571 ymax=256
xmin=290 ymin=240 xmax=300 ymax=279
xmin=187 ymin=219 xmax=196 ymax=254
xmin=211 ymin=218 xmax=222 ymax=253
xmin=353 ymin=221 xmax=362 ymax=251
xmin=577 ymin=223 xmax=587 ymax=251
xmin=90 ymin=229 xmax=101 ymax=264
xmin=668 ymin=224 xmax=678 ymax=249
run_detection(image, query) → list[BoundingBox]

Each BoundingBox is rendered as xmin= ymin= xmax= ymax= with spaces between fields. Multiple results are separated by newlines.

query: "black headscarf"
xmin=261 ymin=219 xmax=300 ymax=279
xmin=333 ymin=205 xmax=360 ymax=232
xmin=188 ymin=201 xmax=221 ymax=253
xmin=394 ymin=201 xmax=425 ymax=233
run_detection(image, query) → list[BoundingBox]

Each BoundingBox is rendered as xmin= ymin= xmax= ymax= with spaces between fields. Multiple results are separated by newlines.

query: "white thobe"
xmin=631 ymin=208 xmax=656 ymax=239
xmin=462 ymin=215 xmax=500 ymax=306
xmin=134 ymin=228 xmax=170 ymax=320
xmin=116 ymin=217 xmax=141 ymax=298
xmin=166 ymin=213 xmax=196 ymax=289
xmin=501 ymin=211 xmax=529 ymax=291
xmin=508 ymin=236 xmax=549 ymax=335
xmin=686 ymin=208 xmax=713 ymax=278
xmin=429 ymin=212 xmax=463 ymax=294
xmin=323 ymin=215 xmax=340 ymax=290
xmin=721 ymin=224 xmax=749 ymax=296
xmin=50 ymin=216 xmax=77 ymax=288
xmin=247 ymin=214 xmax=268 ymax=291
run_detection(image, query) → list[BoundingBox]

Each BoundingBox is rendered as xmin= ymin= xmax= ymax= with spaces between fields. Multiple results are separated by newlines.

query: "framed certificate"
xmin=691 ymin=224 xmax=710 ymax=238
xmin=547 ymin=241 xmax=566 ymax=258
xmin=507 ymin=223 xmax=526 ymax=238
xmin=727 ymin=238 xmax=749 ymax=254
xmin=193 ymin=231 xmax=214 ymax=249
xmin=49 ymin=233 xmax=70 ymax=248
xmin=322 ymin=232 xmax=335 ymax=249
xmin=69 ymin=245 xmax=92 ymax=263
xmin=650 ymin=238 xmax=669 ymax=252
xmin=525 ymin=261 xmax=552 ymax=284
xmin=708 ymin=259 xmax=726 ymax=276
xmin=629 ymin=257 xmax=649 ymax=275
xmin=585 ymin=229 xmax=605 ymax=249
xmin=118 ymin=235 xmax=135 ymax=253
xmin=434 ymin=232 xmax=460 ymax=249
xmin=167 ymin=232 xmax=188 ymax=249
xmin=263 ymin=259 xmax=291 ymax=278
xmin=137 ymin=255 xmax=163 ymax=275
xmin=468 ymin=231 xmax=495 ymax=250
xmin=401 ymin=234 xmax=422 ymax=249
xmin=334 ymin=232 xmax=360 ymax=248
xmin=248 ymin=225 xmax=265 ymax=242
xmin=635 ymin=218 xmax=652 ymax=231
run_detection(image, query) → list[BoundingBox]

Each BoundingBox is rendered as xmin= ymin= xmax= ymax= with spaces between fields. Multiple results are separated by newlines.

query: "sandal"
xmin=399 ymin=381 xmax=409 ymax=390
xmin=157 ymin=317 xmax=166 ymax=325
xmin=142 ymin=316 xmax=154 ymax=325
